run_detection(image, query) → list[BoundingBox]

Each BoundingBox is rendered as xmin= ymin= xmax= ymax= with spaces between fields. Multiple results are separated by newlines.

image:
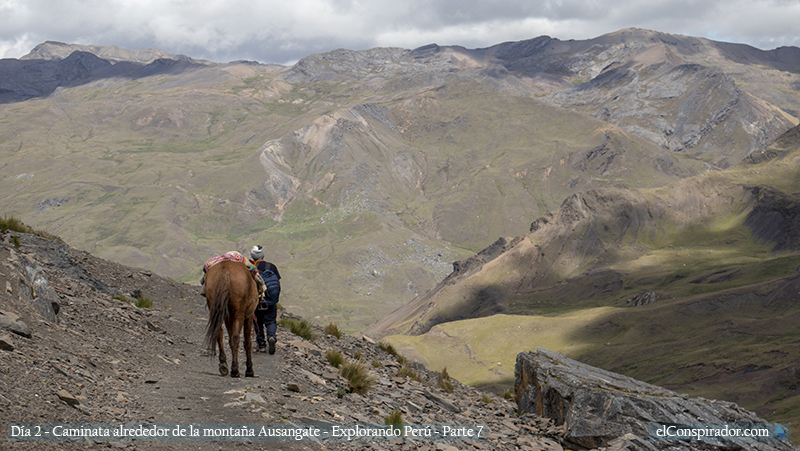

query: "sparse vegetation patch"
xmin=325 ymin=349 xmax=344 ymax=369
xmin=1 ymin=215 xmax=62 ymax=243
xmin=279 ymin=318 xmax=314 ymax=341
xmin=385 ymin=408 xmax=403 ymax=433
xmin=379 ymin=341 xmax=395 ymax=354
xmin=324 ymin=322 xmax=341 ymax=338
xmin=339 ymin=359 xmax=375 ymax=395
xmin=438 ymin=367 xmax=454 ymax=393
xmin=135 ymin=296 xmax=153 ymax=308
xmin=397 ymin=363 xmax=422 ymax=382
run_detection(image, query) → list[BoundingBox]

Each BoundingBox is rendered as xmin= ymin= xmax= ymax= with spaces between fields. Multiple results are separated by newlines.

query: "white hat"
xmin=250 ymin=245 xmax=264 ymax=260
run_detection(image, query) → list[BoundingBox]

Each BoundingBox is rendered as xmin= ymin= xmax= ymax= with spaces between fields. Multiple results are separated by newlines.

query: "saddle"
xmin=201 ymin=252 xmax=265 ymax=297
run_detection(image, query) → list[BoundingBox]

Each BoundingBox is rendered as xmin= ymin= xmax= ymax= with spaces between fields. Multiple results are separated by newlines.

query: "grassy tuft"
xmin=340 ymin=359 xmax=375 ymax=395
xmin=325 ymin=349 xmax=345 ymax=369
xmin=135 ymin=296 xmax=153 ymax=308
xmin=481 ymin=394 xmax=493 ymax=404
xmin=0 ymin=215 xmax=63 ymax=243
xmin=379 ymin=342 xmax=398 ymax=357
xmin=502 ymin=389 xmax=514 ymax=400
xmin=324 ymin=322 xmax=342 ymax=338
xmin=397 ymin=363 xmax=422 ymax=382
xmin=0 ymin=216 xmax=25 ymax=233
xmin=438 ymin=367 xmax=454 ymax=393
xmin=379 ymin=341 xmax=410 ymax=364
xmin=112 ymin=294 xmax=129 ymax=303
xmin=385 ymin=408 xmax=403 ymax=432
xmin=279 ymin=318 xmax=314 ymax=341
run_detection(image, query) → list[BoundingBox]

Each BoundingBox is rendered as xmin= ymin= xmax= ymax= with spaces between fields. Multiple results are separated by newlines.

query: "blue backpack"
xmin=257 ymin=267 xmax=280 ymax=309
xmin=261 ymin=269 xmax=280 ymax=292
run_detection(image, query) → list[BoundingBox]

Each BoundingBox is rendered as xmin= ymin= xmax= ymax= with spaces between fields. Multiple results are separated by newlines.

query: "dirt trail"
xmin=2 ymin=233 xmax=564 ymax=451
xmin=126 ymin=305 xmax=314 ymax=451
xmin=0 ymin=235 xmax=316 ymax=451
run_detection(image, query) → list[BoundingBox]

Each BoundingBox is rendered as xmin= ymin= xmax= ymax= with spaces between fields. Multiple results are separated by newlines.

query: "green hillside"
xmin=377 ymin=140 xmax=800 ymax=426
xmin=385 ymin=274 xmax=800 ymax=425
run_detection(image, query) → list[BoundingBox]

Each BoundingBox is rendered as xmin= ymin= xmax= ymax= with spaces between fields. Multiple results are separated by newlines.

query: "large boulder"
xmin=515 ymin=348 xmax=795 ymax=450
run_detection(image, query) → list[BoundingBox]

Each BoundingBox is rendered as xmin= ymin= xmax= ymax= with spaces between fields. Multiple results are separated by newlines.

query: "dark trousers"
xmin=253 ymin=287 xmax=279 ymax=348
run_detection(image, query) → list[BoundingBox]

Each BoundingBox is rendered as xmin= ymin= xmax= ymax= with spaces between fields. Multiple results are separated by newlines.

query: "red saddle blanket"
xmin=203 ymin=251 xmax=257 ymax=276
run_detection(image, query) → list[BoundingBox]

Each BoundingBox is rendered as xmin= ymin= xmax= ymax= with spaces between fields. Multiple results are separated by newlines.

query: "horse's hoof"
xmin=245 ymin=369 xmax=254 ymax=378
xmin=219 ymin=364 xmax=228 ymax=376
xmin=231 ymin=370 xmax=240 ymax=378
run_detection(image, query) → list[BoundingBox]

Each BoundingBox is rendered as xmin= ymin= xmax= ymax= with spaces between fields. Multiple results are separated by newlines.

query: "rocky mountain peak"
xmin=21 ymin=41 xmax=189 ymax=64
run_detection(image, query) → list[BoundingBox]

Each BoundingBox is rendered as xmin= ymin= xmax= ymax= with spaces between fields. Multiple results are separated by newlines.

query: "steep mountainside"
xmin=367 ymin=124 xmax=800 ymax=336
xmin=486 ymin=29 xmax=800 ymax=167
xmin=0 ymin=43 xmax=214 ymax=103
xmin=369 ymin=125 xmax=800 ymax=427
xmin=0 ymin=28 xmax=799 ymax=332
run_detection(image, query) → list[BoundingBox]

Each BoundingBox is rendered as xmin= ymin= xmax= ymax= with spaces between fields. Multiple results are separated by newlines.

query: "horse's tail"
xmin=204 ymin=270 xmax=231 ymax=356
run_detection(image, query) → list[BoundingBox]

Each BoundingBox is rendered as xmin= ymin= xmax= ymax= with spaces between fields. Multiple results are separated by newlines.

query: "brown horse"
xmin=203 ymin=260 xmax=259 ymax=377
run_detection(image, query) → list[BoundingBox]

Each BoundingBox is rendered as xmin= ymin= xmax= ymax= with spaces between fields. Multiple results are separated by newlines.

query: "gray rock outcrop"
xmin=626 ymin=291 xmax=657 ymax=306
xmin=515 ymin=348 xmax=795 ymax=450
xmin=0 ymin=311 xmax=31 ymax=337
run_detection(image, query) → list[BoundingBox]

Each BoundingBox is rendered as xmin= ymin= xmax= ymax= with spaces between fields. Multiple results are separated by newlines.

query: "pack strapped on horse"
xmin=201 ymin=252 xmax=265 ymax=296
xmin=204 ymin=251 xmax=257 ymax=275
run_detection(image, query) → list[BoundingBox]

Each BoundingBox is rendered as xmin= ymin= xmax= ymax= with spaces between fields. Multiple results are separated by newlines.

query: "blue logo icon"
xmin=774 ymin=425 xmax=786 ymax=440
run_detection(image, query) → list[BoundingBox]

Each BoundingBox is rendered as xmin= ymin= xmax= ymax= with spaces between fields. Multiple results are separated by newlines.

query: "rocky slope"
xmin=0 ymin=227 xmax=571 ymax=450
xmin=529 ymin=29 xmax=800 ymax=167
xmin=2 ymin=228 xmax=794 ymax=450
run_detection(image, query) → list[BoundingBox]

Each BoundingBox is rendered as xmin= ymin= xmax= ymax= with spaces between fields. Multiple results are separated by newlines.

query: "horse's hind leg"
xmin=217 ymin=330 xmax=228 ymax=376
xmin=244 ymin=314 xmax=254 ymax=378
xmin=228 ymin=319 xmax=241 ymax=377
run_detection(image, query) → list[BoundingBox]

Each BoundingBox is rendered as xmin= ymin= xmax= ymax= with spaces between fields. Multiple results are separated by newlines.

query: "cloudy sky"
xmin=1 ymin=0 xmax=799 ymax=65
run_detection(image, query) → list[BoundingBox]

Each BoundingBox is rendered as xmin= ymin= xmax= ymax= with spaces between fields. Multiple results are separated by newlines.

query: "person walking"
xmin=249 ymin=245 xmax=281 ymax=354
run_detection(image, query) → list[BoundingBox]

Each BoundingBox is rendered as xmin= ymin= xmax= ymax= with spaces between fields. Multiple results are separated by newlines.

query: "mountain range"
xmin=1 ymin=28 xmax=800 ymax=427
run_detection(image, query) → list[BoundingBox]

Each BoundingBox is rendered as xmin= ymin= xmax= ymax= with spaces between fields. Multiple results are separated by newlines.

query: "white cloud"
xmin=373 ymin=17 xmax=581 ymax=50
xmin=1 ymin=0 xmax=799 ymax=63
xmin=0 ymin=33 xmax=37 ymax=59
